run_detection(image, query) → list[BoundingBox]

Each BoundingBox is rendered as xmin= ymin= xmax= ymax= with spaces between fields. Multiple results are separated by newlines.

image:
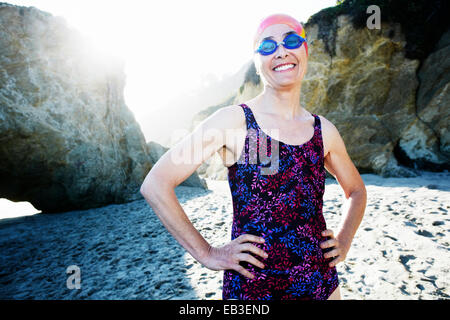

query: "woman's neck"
xmin=254 ymin=86 xmax=307 ymax=120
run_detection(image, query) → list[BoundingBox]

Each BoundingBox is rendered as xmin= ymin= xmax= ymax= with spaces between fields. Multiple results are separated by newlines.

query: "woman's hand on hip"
xmin=201 ymin=234 xmax=268 ymax=279
xmin=320 ymin=229 xmax=351 ymax=267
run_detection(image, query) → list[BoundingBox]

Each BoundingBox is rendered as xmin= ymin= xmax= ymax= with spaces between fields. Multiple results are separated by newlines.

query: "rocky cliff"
xmin=0 ymin=3 xmax=205 ymax=213
xmin=196 ymin=0 xmax=449 ymax=179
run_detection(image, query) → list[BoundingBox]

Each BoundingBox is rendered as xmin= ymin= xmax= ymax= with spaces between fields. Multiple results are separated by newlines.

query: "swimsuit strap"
xmin=239 ymin=103 xmax=258 ymax=131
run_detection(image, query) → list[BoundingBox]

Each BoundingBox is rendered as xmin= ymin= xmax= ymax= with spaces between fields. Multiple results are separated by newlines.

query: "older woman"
xmin=140 ymin=13 xmax=367 ymax=300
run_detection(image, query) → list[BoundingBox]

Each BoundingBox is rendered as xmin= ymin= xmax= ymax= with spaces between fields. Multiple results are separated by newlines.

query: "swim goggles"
xmin=254 ymin=33 xmax=307 ymax=56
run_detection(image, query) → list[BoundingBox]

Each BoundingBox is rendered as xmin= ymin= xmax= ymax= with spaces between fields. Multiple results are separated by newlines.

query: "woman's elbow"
xmin=140 ymin=169 xmax=174 ymax=199
xmin=140 ymin=183 xmax=151 ymax=199
xmin=140 ymin=183 xmax=150 ymax=197
xmin=140 ymin=170 xmax=159 ymax=198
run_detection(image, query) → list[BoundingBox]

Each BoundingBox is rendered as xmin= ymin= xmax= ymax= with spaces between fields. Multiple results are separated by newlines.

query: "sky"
xmin=2 ymin=0 xmax=337 ymax=218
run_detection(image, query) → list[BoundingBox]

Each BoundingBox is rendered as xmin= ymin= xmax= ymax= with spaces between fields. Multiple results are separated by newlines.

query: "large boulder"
xmin=0 ymin=3 xmax=151 ymax=212
xmin=400 ymin=29 xmax=450 ymax=170
xmin=302 ymin=14 xmax=421 ymax=177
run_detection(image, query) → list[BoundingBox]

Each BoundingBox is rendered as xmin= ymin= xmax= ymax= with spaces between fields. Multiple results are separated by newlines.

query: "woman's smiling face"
xmin=253 ymin=23 xmax=308 ymax=88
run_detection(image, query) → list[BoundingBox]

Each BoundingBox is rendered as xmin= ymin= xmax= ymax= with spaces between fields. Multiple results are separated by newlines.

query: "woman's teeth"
xmin=273 ymin=64 xmax=295 ymax=72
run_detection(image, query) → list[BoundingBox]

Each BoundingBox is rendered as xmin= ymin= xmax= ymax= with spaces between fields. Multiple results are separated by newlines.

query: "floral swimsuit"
xmin=222 ymin=103 xmax=339 ymax=300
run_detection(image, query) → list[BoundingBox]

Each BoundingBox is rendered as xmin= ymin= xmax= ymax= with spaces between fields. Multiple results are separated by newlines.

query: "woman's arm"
xmin=140 ymin=106 xmax=267 ymax=278
xmin=140 ymin=107 xmax=230 ymax=262
xmin=320 ymin=116 xmax=367 ymax=267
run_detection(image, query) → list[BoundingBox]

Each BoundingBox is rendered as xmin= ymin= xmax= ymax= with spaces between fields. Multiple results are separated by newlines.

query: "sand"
xmin=0 ymin=170 xmax=449 ymax=300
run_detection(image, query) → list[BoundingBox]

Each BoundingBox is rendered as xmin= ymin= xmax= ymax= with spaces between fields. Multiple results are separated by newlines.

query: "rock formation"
xmin=0 ymin=3 xmax=205 ymax=213
xmin=401 ymin=29 xmax=450 ymax=170
xmin=302 ymin=14 xmax=423 ymax=177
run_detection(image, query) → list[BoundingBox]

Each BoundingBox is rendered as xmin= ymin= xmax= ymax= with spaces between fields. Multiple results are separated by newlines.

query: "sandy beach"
xmin=0 ymin=170 xmax=449 ymax=300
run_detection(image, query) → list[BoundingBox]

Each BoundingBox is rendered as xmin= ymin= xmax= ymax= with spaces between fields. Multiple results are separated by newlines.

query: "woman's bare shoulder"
xmin=194 ymin=104 xmax=244 ymax=131
xmin=317 ymin=115 xmax=343 ymax=139
xmin=211 ymin=104 xmax=246 ymax=130
xmin=317 ymin=114 xmax=344 ymax=157
xmin=317 ymin=114 xmax=332 ymax=128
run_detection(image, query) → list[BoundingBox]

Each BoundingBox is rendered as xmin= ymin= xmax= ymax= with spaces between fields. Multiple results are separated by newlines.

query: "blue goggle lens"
xmin=256 ymin=34 xmax=306 ymax=55
xmin=260 ymin=41 xmax=276 ymax=52
xmin=285 ymin=34 xmax=302 ymax=47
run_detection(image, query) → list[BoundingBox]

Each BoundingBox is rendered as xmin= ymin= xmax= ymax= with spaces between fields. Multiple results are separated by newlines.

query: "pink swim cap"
xmin=253 ymin=13 xmax=308 ymax=56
